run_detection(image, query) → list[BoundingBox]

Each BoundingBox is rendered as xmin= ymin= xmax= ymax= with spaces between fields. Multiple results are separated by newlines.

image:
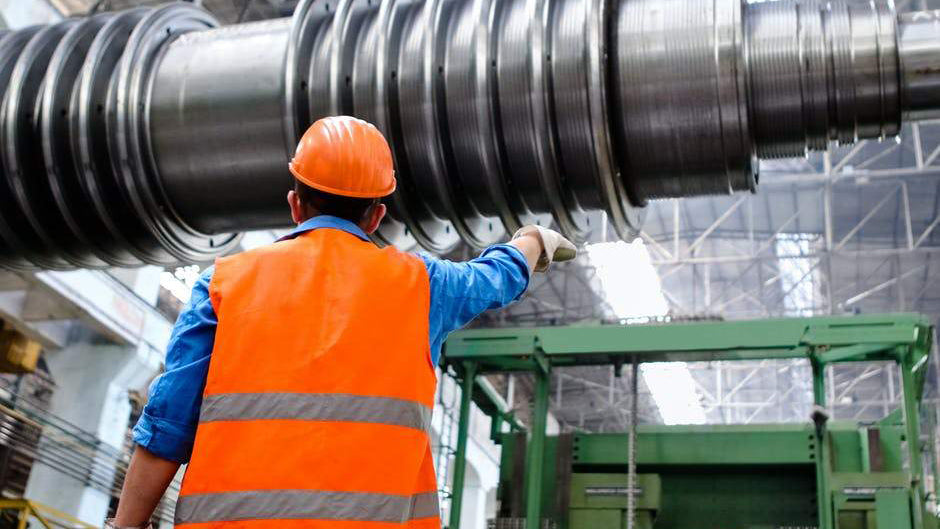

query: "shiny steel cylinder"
xmin=150 ymin=19 xmax=294 ymax=235
xmin=613 ymin=0 xmax=904 ymax=202
xmin=0 ymin=4 xmax=243 ymax=270
xmin=0 ymin=0 xmax=937 ymax=270
xmin=611 ymin=0 xmax=754 ymax=201
xmin=899 ymin=10 xmax=940 ymax=120
xmin=745 ymin=0 xmax=900 ymax=158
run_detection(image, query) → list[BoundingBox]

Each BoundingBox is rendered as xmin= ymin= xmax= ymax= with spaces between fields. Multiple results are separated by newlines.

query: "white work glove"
xmin=512 ymin=225 xmax=577 ymax=272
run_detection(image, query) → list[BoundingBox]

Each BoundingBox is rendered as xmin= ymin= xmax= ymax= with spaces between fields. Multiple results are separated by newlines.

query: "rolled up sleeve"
xmin=132 ymin=267 xmax=216 ymax=464
xmin=421 ymin=244 xmax=530 ymax=365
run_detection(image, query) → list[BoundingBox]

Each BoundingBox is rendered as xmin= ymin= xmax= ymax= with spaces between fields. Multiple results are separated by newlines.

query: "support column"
xmin=525 ymin=368 xmax=550 ymax=529
xmin=900 ymin=351 xmax=926 ymax=529
xmin=811 ymin=357 xmax=833 ymax=529
xmin=24 ymin=341 xmax=161 ymax=525
xmin=449 ymin=362 xmax=476 ymax=529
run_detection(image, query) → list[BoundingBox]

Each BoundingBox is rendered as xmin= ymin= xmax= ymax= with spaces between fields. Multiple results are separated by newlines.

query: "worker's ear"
xmin=288 ymin=189 xmax=305 ymax=224
xmin=362 ymin=202 xmax=386 ymax=234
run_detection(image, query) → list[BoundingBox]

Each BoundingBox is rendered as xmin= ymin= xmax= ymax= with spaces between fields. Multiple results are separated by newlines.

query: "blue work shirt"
xmin=133 ymin=215 xmax=529 ymax=464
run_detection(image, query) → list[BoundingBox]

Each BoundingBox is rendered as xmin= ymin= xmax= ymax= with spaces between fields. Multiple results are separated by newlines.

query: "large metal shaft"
xmin=0 ymin=0 xmax=937 ymax=269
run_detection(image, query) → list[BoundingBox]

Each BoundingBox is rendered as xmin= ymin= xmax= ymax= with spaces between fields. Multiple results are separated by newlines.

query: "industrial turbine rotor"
xmin=0 ymin=0 xmax=937 ymax=269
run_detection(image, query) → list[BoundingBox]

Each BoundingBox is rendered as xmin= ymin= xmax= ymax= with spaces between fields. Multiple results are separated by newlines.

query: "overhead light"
xmin=585 ymin=239 xmax=706 ymax=425
xmin=584 ymin=240 xmax=669 ymax=319
xmin=640 ymin=362 xmax=707 ymax=425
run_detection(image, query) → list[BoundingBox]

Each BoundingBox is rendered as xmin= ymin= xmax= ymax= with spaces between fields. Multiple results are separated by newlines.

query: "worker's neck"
xmin=298 ymin=212 xmax=368 ymax=232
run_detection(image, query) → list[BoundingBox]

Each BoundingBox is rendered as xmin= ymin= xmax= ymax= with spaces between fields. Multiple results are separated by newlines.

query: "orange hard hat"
xmin=289 ymin=116 xmax=396 ymax=198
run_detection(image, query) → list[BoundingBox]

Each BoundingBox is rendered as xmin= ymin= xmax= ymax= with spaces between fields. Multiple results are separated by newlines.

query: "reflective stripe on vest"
xmin=200 ymin=392 xmax=432 ymax=432
xmin=175 ymin=490 xmax=440 ymax=525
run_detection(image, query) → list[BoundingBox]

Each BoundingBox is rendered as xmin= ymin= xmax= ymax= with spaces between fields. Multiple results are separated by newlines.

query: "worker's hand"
xmin=512 ymin=225 xmax=577 ymax=272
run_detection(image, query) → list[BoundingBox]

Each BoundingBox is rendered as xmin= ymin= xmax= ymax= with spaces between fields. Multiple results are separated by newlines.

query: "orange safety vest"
xmin=175 ymin=226 xmax=440 ymax=529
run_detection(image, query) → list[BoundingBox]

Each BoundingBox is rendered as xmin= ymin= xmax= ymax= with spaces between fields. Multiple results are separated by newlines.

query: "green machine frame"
xmin=441 ymin=313 xmax=936 ymax=529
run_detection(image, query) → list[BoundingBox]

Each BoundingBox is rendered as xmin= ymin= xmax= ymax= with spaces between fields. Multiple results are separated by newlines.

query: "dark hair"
xmin=294 ymin=180 xmax=379 ymax=223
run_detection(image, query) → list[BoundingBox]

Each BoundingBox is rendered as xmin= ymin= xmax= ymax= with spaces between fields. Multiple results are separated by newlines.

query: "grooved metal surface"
xmin=0 ymin=0 xmax=936 ymax=269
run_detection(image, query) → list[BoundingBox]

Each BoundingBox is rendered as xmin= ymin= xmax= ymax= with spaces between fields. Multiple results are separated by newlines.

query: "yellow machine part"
xmin=0 ymin=498 xmax=98 ymax=529
xmin=0 ymin=321 xmax=41 ymax=374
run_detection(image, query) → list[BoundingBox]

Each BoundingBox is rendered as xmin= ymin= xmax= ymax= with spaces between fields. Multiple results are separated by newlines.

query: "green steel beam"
xmin=816 ymin=343 xmax=896 ymax=364
xmin=571 ymin=425 xmax=816 ymax=466
xmin=449 ymin=362 xmax=476 ymax=529
xmin=525 ymin=368 xmax=550 ymax=529
xmin=811 ymin=358 xmax=833 ymax=529
xmin=444 ymin=314 xmax=931 ymax=371
xmin=901 ymin=350 xmax=926 ymax=529
xmin=927 ymin=401 xmax=940 ymax=521
xmin=859 ymin=428 xmax=871 ymax=474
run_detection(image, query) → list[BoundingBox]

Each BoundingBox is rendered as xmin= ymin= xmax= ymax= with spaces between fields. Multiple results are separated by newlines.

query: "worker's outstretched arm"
xmin=111 ymin=446 xmax=179 ymax=527
xmin=421 ymin=225 xmax=577 ymax=365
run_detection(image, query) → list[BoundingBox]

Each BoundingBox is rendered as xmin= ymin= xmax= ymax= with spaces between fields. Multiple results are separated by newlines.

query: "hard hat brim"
xmin=289 ymin=163 xmax=396 ymax=199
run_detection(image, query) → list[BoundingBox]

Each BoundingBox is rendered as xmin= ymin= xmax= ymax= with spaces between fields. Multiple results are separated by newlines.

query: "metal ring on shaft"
xmin=42 ymin=14 xmax=126 ymax=268
xmin=112 ymin=5 xmax=240 ymax=265
xmin=74 ymin=7 xmax=165 ymax=266
xmin=2 ymin=22 xmax=80 ymax=270
xmin=0 ymin=27 xmax=43 ymax=271
xmin=346 ymin=0 xmax=416 ymax=250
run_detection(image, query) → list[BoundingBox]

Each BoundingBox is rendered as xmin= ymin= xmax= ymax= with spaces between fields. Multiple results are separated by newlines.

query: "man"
xmin=110 ymin=116 xmax=575 ymax=528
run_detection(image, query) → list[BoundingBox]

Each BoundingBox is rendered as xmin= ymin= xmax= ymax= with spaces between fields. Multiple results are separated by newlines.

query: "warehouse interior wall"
xmin=24 ymin=341 xmax=161 ymax=524
xmin=460 ymin=463 xmax=485 ymax=529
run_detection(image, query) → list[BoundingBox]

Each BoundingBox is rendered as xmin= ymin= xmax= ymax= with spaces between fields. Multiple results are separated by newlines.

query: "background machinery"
xmin=445 ymin=314 xmax=937 ymax=529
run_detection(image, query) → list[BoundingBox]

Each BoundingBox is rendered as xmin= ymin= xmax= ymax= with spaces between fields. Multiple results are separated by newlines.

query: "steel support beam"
xmin=900 ymin=349 xmax=927 ymax=529
xmin=525 ymin=367 xmax=550 ymax=529
xmin=448 ymin=362 xmax=476 ymax=529
xmin=811 ymin=357 xmax=833 ymax=529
